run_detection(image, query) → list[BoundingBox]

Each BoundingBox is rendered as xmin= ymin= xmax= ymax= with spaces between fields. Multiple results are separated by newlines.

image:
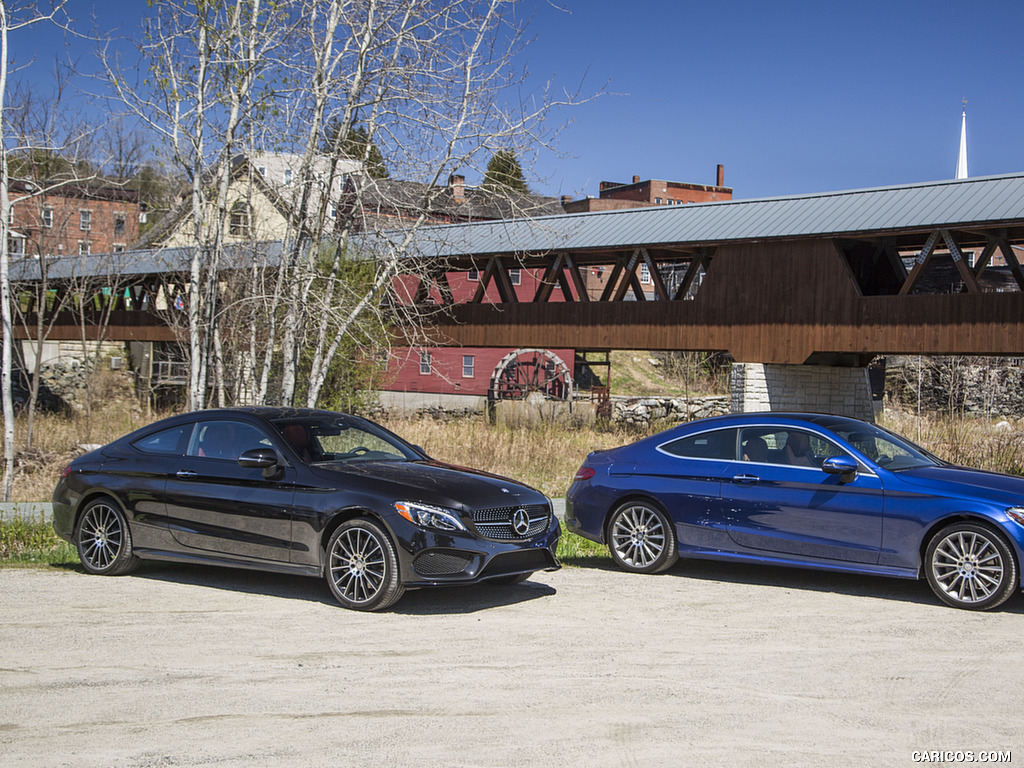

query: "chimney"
xmin=716 ymin=164 xmax=725 ymax=187
xmin=632 ymin=175 xmax=640 ymax=184
xmin=560 ymin=195 xmax=573 ymax=207
xmin=449 ymin=173 xmax=465 ymax=202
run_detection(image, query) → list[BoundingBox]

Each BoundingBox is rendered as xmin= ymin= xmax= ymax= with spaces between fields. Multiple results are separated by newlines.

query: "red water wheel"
xmin=488 ymin=348 xmax=574 ymax=402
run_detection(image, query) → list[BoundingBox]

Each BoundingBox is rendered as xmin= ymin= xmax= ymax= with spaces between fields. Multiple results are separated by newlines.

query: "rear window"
xmin=132 ymin=424 xmax=192 ymax=456
xmin=660 ymin=428 xmax=737 ymax=460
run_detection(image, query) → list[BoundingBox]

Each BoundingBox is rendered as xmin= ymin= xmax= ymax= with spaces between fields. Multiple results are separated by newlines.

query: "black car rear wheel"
xmin=326 ymin=518 xmax=405 ymax=611
xmin=925 ymin=522 xmax=1018 ymax=610
xmin=75 ymin=497 xmax=140 ymax=575
xmin=608 ymin=501 xmax=679 ymax=574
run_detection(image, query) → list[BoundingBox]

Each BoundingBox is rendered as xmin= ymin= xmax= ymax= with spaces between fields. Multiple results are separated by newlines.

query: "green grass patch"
xmin=0 ymin=518 xmax=79 ymax=566
xmin=557 ymin=530 xmax=610 ymax=565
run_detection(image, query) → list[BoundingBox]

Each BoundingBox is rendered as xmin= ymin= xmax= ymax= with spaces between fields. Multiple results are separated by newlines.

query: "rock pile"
xmin=611 ymin=395 xmax=730 ymax=426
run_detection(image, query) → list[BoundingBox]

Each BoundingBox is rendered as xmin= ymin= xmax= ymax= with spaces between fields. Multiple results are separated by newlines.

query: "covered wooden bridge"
xmin=398 ymin=173 xmax=1024 ymax=366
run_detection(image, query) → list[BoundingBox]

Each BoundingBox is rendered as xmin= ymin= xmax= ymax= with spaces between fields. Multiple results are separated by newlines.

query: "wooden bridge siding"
xmin=427 ymin=239 xmax=1024 ymax=363
xmin=12 ymin=311 xmax=179 ymax=342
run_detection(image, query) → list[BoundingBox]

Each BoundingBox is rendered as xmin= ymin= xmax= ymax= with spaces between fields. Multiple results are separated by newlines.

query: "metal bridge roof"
xmin=398 ymin=172 xmax=1024 ymax=258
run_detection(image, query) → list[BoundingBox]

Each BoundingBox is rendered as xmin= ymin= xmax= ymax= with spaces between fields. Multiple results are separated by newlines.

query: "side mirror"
xmin=822 ymin=455 xmax=858 ymax=480
xmin=238 ymin=447 xmax=282 ymax=479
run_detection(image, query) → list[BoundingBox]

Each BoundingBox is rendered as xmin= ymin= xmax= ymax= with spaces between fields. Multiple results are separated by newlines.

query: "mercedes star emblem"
xmin=512 ymin=508 xmax=531 ymax=536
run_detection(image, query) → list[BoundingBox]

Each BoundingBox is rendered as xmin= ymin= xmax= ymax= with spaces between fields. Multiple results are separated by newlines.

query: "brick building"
xmin=561 ymin=165 xmax=732 ymax=213
xmin=7 ymin=181 xmax=142 ymax=258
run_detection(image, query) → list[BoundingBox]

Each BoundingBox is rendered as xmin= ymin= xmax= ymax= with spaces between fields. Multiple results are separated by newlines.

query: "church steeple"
xmin=956 ymin=102 xmax=968 ymax=179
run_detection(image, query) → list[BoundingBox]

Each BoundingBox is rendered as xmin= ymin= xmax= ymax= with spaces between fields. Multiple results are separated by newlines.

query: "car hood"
xmin=308 ymin=459 xmax=548 ymax=511
xmin=894 ymin=465 xmax=1024 ymax=506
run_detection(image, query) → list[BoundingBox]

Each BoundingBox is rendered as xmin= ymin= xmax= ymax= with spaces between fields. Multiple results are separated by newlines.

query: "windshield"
xmin=270 ymin=415 xmax=421 ymax=464
xmin=815 ymin=418 xmax=940 ymax=471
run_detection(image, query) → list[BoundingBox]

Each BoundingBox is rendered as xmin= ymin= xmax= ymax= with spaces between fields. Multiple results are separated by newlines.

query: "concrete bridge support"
xmin=731 ymin=363 xmax=876 ymax=423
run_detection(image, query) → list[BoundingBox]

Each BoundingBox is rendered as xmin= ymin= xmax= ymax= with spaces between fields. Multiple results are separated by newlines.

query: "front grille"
xmin=413 ymin=550 xmax=474 ymax=577
xmin=479 ymin=549 xmax=556 ymax=579
xmin=472 ymin=504 xmax=550 ymax=540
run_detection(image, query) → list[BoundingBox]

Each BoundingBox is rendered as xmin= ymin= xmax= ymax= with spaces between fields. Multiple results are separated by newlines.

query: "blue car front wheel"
xmin=925 ymin=522 xmax=1018 ymax=611
xmin=607 ymin=501 xmax=679 ymax=574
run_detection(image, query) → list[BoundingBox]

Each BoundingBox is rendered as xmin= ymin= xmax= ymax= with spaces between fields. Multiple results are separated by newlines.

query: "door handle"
xmin=732 ymin=474 xmax=760 ymax=485
xmin=176 ymin=469 xmax=198 ymax=478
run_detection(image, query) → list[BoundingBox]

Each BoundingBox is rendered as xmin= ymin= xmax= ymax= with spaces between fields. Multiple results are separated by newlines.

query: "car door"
xmin=723 ymin=427 xmax=883 ymax=564
xmin=651 ymin=427 xmax=737 ymax=550
xmin=164 ymin=418 xmax=297 ymax=563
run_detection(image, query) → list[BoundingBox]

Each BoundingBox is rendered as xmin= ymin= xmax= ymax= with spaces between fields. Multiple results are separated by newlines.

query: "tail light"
xmin=573 ymin=466 xmax=595 ymax=482
xmin=60 ymin=465 xmax=73 ymax=480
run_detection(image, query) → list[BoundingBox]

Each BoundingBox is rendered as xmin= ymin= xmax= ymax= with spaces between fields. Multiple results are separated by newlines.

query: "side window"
xmin=187 ymin=420 xmax=273 ymax=461
xmin=740 ymin=428 xmax=849 ymax=469
xmin=132 ymin=424 xmax=192 ymax=455
xmin=661 ymin=428 xmax=737 ymax=460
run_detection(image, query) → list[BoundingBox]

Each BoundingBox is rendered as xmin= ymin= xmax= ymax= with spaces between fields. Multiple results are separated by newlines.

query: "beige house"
xmin=141 ymin=152 xmax=362 ymax=248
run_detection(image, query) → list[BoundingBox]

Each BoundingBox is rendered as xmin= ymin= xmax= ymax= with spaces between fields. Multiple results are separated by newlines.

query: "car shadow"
xmin=564 ymin=556 xmax=1024 ymax=613
xmin=391 ymin=579 xmax=557 ymax=616
xmin=666 ymin=558 xmax=1024 ymax=613
xmin=114 ymin=562 xmax=556 ymax=614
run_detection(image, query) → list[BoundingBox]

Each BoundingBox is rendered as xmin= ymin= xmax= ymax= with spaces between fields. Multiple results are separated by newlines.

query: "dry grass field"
xmin=6 ymin=397 xmax=1023 ymax=503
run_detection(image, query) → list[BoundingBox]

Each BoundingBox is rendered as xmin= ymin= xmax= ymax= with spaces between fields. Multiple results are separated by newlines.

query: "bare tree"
xmin=259 ymin=0 xmax=583 ymax=408
xmin=1 ymin=1 xmax=73 ymax=500
xmin=107 ymin=0 xmax=585 ymax=412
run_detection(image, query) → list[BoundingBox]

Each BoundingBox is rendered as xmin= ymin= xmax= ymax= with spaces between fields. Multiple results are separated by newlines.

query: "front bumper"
xmin=390 ymin=515 xmax=562 ymax=588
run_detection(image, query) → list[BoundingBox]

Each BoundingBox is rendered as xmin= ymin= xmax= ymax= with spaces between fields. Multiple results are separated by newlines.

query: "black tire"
xmin=607 ymin=500 xmax=679 ymax=574
xmin=487 ymin=572 xmax=533 ymax=586
xmin=925 ymin=522 xmax=1018 ymax=611
xmin=326 ymin=518 xmax=405 ymax=611
xmin=74 ymin=497 xmax=140 ymax=576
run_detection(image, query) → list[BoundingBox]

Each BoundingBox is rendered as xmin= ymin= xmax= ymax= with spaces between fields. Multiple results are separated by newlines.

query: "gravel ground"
xmin=1 ymin=560 xmax=1021 ymax=767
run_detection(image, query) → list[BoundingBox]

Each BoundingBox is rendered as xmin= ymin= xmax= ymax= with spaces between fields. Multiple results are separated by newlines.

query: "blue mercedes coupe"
xmin=565 ymin=413 xmax=1024 ymax=610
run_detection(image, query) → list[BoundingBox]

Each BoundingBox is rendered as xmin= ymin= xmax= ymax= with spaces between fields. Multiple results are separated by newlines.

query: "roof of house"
xmin=345 ymin=176 xmax=565 ymax=227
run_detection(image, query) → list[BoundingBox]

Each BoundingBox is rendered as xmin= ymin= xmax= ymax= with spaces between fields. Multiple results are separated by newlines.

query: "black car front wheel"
xmin=925 ymin=522 xmax=1018 ymax=610
xmin=607 ymin=500 xmax=679 ymax=574
xmin=326 ymin=518 xmax=405 ymax=611
xmin=74 ymin=497 xmax=140 ymax=575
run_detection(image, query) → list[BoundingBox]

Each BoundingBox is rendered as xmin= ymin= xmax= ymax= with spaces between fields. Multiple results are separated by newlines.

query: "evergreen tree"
xmin=322 ymin=121 xmax=389 ymax=179
xmin=482 ymin=149 xmax=528 ymax=193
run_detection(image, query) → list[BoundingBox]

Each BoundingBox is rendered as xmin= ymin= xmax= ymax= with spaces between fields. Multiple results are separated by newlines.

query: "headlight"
xmin=1007 ymin=507 xmax=1024 ymax=526
xmin=394 ymin=501 xmax=467 ymax=532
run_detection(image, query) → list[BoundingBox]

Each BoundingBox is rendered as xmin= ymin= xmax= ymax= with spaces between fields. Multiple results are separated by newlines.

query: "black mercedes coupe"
xmin=52 ymin=408 xmax=560 ymax=611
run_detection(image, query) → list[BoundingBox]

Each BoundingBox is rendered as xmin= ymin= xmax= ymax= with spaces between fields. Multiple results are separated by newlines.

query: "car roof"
xmin=682 ymin=411 xmax=867 ymax=428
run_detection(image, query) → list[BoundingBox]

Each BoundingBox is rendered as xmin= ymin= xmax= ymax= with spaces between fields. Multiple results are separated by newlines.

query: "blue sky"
xmin=10 ymin=0 xmax=1023 ymax=201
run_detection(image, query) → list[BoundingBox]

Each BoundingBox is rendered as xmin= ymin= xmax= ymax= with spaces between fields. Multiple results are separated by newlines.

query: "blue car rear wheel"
xmin=607 ymin=501 xmax=679 ymax=574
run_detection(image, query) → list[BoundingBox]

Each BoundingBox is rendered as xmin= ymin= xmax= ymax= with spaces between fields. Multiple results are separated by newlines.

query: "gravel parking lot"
xmin=2 ymin=560 xmax=1021 ymax=767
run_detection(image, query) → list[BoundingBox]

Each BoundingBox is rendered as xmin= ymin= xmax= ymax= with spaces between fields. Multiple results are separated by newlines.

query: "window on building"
xmin=467 ymin=269 xmax=479 ymax=282
xmin=257 ymin=166 xmax=267 ymax=177
xmin=419 ymin=350 xmax=432 ymax=375
xmin=284 ymin=169 xmax=293 ymax=185
xmin=113 ymin=213 xmax=126 ymax=236
xmin=79 ymin=242 xmax=91 ymax=256
xmin=655 ymin=197 xmax=662 ymax=205
xmin=113 ymin=244 xmax=125 ymax=253
xmin=509 ymin=268 xmax=521 ymax=285
xmin=462 ymin=355 xmax=475 ymax=378
xmin=639 ymin=263 xmax=651 ymax=285
xmin=7 ymin=206 xmax=14 ymax=225
xmin=79 ymin=210 xmax=91 ymax=231
xmin=229 ymin=201 xmax=251 ymax=237
xmin=42 ymin=208 xmax=53 ymax=228
xmin=139 ymin=210 xmax=148 ymax=224
xmin=8 ymin=235 xmax=25 ymax=256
